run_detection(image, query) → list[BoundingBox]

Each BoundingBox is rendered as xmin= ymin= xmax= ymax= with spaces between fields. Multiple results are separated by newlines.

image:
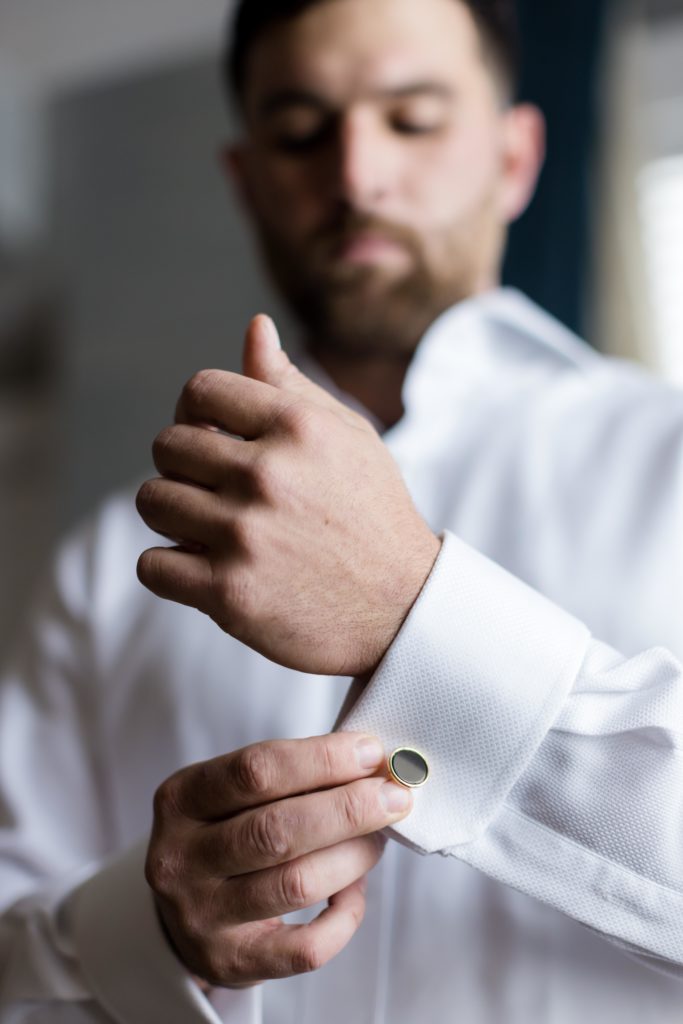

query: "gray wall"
xmin=51 ymin=54 xmax=294 ymax=530
xmin=0 ymin=255 xmax=60 ymax=648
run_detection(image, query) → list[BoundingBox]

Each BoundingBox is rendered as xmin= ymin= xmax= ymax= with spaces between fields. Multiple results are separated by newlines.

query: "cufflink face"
xmin=388 ymin=747 xmax=430 ymax=788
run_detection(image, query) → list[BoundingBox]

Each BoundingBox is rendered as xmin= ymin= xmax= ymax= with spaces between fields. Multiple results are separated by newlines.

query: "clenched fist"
xmin=136 ymin=315 xmax=440 ymax=677
xmin=146 ymin=733 xmax=412 ymax=987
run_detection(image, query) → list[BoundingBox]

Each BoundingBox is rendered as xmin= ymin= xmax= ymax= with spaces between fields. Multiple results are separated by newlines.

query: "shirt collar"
xmin=295 ymin=287 xmax=597 ymax=432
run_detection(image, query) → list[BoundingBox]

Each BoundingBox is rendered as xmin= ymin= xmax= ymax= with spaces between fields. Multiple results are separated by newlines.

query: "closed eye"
xmin=389 ymin=94 xmax=450 ymax=137
xmin=272 ymin=124 xmax=334 ymax=153
xmin=391 ymin=119 xmax=445 ymax=136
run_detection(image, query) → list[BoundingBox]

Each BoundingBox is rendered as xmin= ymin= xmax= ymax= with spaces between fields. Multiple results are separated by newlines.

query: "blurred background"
xmin=0 ymin=0 xmax=682 ymax=647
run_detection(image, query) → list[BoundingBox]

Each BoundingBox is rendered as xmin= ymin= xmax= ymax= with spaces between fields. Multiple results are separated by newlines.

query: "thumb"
xmin=242 ymin=314 xmax=292 ymax=387
xmin=241 ymin=315 xmax=372 ymax=428
xmin=242 ymin=315 xmax=346 ymax=415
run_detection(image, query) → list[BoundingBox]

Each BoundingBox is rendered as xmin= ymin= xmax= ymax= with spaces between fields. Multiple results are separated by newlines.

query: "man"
xmin=2 ymin=0 xmax=683 ymax=1021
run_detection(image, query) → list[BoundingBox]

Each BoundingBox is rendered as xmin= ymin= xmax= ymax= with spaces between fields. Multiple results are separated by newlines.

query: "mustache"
xmin=312 ymin=211 xmax=420 ymax=252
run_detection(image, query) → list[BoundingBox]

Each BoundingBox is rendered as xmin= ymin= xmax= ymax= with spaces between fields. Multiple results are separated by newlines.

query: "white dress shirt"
xmin=2 ymin=288 xmax=683 ymax=1023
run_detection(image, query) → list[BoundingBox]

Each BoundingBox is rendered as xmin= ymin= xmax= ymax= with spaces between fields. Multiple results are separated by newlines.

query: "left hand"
xmin=136 ymin=315 xmax=440 ymax=676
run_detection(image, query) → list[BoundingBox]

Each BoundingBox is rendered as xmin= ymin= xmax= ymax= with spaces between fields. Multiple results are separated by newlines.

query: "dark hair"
xmin=224 ymin=0 xmax=520 ymax=107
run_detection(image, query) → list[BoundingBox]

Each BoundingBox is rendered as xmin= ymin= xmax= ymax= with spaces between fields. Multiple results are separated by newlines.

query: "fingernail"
xmin=379 ymin=782 xmax=413 ymax=814
xmin=355 ymin=738 xmax=385 ymax=770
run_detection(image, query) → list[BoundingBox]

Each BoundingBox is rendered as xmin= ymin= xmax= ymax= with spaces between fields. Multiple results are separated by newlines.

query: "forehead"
xmin=243 ymin=0 xmax=487 ymax=108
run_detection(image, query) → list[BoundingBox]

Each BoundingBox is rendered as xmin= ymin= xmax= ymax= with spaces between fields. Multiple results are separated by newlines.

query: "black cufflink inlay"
xmin=388 ymin=747 xmax=430 ymax=788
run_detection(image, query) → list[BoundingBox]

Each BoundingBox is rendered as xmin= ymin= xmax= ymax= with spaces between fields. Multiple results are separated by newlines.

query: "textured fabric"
xmin=3 ymin=289 xmax=683 ymax=1022
xmin=342 ymin=533 xmax=683 ymax=968
xmin=69 ymin=843 xmax=232 ymax=1024
xmin=343 ymin=531 xmax=591 ymax=850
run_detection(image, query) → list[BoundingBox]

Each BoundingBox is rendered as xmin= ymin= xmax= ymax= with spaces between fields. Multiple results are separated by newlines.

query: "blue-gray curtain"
xmin=503 ymin=0 xmax=609 ymax=339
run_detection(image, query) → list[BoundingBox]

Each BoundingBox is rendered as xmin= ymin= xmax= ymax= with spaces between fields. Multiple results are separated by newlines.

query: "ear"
xmin=218 ymin=142 xmax=255 ymax=212
xmin=499 ymin=103 xmax=546 ymax=224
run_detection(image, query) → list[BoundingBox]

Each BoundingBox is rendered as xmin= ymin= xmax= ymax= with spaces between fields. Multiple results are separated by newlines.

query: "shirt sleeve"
xmin=339 ymin=530 xmax=683 ymax=977
xmin=0 ymin=526 xmax=260 ymax=1024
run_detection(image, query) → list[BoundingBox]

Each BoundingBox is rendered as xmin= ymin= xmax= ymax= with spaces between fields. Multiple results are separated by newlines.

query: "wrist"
xmin=363 ymin=530 xmax=442 ymax=676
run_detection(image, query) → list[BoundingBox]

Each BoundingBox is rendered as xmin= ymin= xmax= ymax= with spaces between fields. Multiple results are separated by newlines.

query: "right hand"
xmin=145 ymin=732 xmax=413 ymax=988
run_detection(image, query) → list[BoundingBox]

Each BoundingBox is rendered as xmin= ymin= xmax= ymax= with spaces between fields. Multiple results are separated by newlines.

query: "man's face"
xmin=230 ymin=0 xmax=539 ymax=357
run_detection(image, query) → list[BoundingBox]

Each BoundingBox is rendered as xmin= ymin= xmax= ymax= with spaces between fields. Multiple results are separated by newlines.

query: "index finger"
xmin=175 ymin=369 xmax=284 ymax=439
xmin=173 ymin=733 xmax=386 ymax=821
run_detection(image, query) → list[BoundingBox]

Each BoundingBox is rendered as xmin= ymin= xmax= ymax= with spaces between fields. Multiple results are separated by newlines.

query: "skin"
xmin=227 ymin=0 xmax=544 ymax=426
xmin=137 ymin=0 xmax=545 ymax=991
xmin=137 ymin=319 xmax=440 ymax=678
xmin=146 ymin=733 xmax=411 ymax=988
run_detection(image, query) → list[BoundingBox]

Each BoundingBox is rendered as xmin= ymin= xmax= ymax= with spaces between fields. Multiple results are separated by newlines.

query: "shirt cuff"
xmin=68 ymin=841 xmax=259 ymax=1023
xmin=339 ymin=530 xmax=591 ymax=852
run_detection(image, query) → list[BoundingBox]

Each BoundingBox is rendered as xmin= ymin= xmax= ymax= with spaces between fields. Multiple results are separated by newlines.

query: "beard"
xmin=252 ymin=208 xmax=489 ymax=360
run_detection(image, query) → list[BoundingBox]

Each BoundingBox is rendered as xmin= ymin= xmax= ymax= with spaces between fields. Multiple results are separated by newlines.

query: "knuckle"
xmin=228 ymin=878 xmax=257 ymax=922
xmin=135 ymin=478 xmax=160 ymax=516
xmin=207 ymin=565 xmax=251 ymax=627
xmin=234 ymin=745 xmax=273 ymax=799
xmin=248 ymin=806 xmax=291 ymax=863
xmin=279 ymin=861 xmax=316 ymax=911
xmin=316 ymin=738 xmax=338 ymax=782
xmin=179 ymin=908 xmax=209 ymax=949
xmin=193 ymin=942 xmax=231 ymax=987
xmin=291 ymin=937 xmax=325 ymax=975
xmin=167 ymin=907 xmax=231 ymax=984
xmin=338 ymin=784 xmax=367 ymax=835
xmin=151 ymin=426 xmax=177 ymax=468
xmin=207 ymin=564 xmax=233 ymax=615
xmin=136 ymin=548 xmax=159 ymax=587
xmin=228 ymin=514 xmax=258 ymax=557
xmin=183 ymin=369 xmax=218 ymax=411
xmin=278 ymin=401 xmax=319 ymax=444
xmin=152 ymin=777 xmax=181 ymax=821
xmin=248 ymin=452 xmax=278 ymax=502
xmin=145 ymin=845 xmax=183 ymax=898
xmin=217 ymin=937 xmax=258 ymax=985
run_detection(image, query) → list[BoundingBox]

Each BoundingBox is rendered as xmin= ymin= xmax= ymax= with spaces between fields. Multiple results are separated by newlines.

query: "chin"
xmin=267 ymin=246 xmax=474 ymax=355
xmin=315 ymin=303 xmax=434 ymax=359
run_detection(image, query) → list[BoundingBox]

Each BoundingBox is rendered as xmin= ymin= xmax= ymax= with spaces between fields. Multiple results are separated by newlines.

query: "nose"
xmin=333 ymin=108 xmax=396 ymax=212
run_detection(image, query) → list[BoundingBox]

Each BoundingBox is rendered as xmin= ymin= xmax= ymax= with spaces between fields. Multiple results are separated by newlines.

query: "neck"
xmin=303 ymin=280 xmax=501 ymax=429
xmin=309 ymin=347 xmax=413 ymax=431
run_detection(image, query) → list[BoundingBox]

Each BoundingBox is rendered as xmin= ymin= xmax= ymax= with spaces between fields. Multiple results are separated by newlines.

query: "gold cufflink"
xmin=388 ymin=747 xmax=430 ymax=788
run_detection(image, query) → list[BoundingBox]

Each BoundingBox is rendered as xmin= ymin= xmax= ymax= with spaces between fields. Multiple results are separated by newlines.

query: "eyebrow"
xmin=258 ymin=81 xmax=455 ymax=118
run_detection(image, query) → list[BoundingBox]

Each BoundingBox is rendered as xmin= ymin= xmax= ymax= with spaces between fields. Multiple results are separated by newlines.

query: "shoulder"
xmin=482 ymin=289 xmax=683 ymax=429
xmin=468 ymin=294 xmax=683 ymax=651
